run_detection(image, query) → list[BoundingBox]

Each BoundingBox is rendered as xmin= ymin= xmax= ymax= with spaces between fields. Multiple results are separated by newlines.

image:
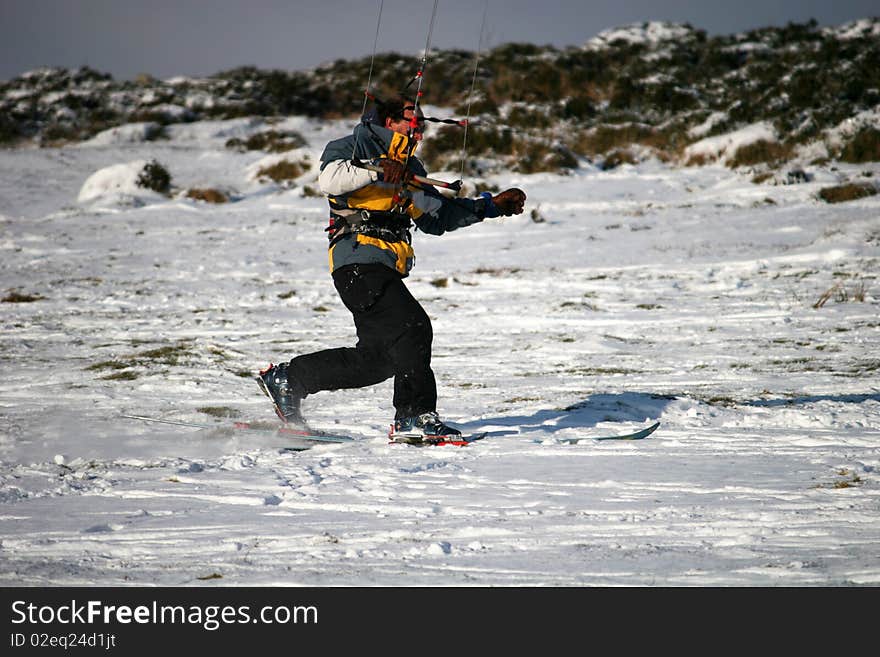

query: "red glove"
xmin=380 ymin=159 xmax=412 ymax=185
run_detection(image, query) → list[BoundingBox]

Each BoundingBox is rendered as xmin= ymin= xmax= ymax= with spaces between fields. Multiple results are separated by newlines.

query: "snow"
xmin=687 ymin=112 xmax=728 ymax=139
xmin=1 ymin=115 xmax=879 ymax=586
xmin=829 ymin=18 xmax=880 ymax=40
xmin=81 ymin=122 xmax=163 ymax=146
xmin=684 ymin=121 xmax=777 ymax=164
xmin=824 ymin=107 xmax=880 ymax=150
xmin=75 ymin=160 xmax=165 ymax=206
xmin=585 ymin=22 xmax=696 ymax=49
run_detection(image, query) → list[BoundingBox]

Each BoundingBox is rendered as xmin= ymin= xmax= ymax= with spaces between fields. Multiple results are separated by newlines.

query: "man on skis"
xmin=257 ymin=95 xmax=526 ymax=441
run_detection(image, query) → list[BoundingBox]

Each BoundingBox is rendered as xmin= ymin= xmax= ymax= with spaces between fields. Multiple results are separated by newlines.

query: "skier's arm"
xmin=412 ymin=187 xmax=527 ymax=235
xmin=318 ymin=129 xmax=382 ymax=196
xmin=411 ymin=188 xmax=482 ymax=235
xmin=318 ymin=159 xmax=378 ymax=196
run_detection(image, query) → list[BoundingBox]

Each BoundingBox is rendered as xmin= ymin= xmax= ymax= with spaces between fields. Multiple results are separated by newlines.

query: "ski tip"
xmin=541 ymin=421 xmax=661 ymax=445
xmin=592 ymin=420 xmax=660 ymax=442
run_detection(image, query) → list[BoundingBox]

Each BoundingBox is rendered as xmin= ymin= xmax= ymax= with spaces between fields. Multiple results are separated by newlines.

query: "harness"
xmin=325 ymin=204 xmax=413 ymax=248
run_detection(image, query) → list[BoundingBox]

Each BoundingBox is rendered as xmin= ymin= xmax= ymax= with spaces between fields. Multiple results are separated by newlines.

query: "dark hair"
xmin=375 ymin=96 xmax=417 ymax=125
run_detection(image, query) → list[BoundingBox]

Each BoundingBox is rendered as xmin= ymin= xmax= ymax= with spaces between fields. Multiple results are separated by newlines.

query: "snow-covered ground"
xmin=1 ymin=116 xmax=878 ymax=586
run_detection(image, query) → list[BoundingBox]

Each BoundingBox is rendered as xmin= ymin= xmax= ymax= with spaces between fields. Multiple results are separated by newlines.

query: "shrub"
xmin=2 ymin=290 xmax=44 ymax=302
xmin=39 ymin=122 xmax=82 ymax=145
xmin=225 ymin=129 xmax=307 ymax=153
xmin=727 ymin=139 xmax=793 ymax=168
xmin=419 ymin=123 xmax=516 ymax=171
xmin=0 ymin=112 xmax=21 ymax=144
xmin=645 ymin=81 xmax=700 ymax=113
xmin=839 ymin=127 xmax=880 ymax=163
xmin=455 ymin=96 xmax=499 ymax=117
xmin=601 ymin=149 xmax=638 ymax=170
xmin=818 ymin=182 xmax=877 ymax=204
xmin=561 ymin=96 xmax=598 ymax=120
xmin=186 ymin=188 xmax=228 ymax=203
xmin=136 ymin=160 xmax=172 ymax=194
xmin=572 ymin=124 xmax=666 ymax=156
xmin=684 ymin=151 xmax=712 ymax=167
xmin=256 ymin=159 xmax=309 ymax=183
xmin=506 ymin=105 xmax=553 ymax=129
xmin=515 ymin=140 xmax=578 ymax=173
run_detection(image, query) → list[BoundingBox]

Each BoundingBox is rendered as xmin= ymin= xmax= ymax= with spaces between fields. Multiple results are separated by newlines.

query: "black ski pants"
xmin=288 ymin=263 xmax=436 ymax=420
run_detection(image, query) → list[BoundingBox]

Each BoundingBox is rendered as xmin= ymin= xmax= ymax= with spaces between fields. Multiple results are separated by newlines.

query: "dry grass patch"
xmin=225 ymin=130 xmax=307 ymax=153
xmin=2 ymin=290 xmax=45 ymax=302
xmin=818 ymin=183 xmax=877 ymax=204
xmin=257 ymin=159 xmax=309 ymax=183
xmin=839 ymin=127 xmax=880 ymax=164
xmin=727 ymin=140 xmax=793 ymax=168
xmin=186 ymin=188 xmax=228 ymax=203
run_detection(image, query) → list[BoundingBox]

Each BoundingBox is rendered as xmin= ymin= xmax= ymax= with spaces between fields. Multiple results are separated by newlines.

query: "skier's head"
xmin=373 ymin=96 xmax=426 ymax=141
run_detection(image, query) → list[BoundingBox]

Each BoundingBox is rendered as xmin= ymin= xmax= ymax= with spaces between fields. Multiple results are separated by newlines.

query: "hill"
xmin=2 ymin=18 xmax=879 ymax=176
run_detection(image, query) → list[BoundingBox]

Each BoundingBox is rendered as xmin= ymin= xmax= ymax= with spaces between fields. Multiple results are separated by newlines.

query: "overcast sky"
xmin=1 ymin=0 xmax=877 ymax=81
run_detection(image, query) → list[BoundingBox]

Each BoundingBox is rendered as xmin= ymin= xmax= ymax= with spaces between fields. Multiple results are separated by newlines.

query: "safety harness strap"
xmin=326 ymin=208 xmax=413 ymax=247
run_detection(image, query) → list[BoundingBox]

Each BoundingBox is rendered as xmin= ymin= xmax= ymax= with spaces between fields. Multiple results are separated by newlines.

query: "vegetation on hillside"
xmin=2 ymin=19 xmax=878 ymax=174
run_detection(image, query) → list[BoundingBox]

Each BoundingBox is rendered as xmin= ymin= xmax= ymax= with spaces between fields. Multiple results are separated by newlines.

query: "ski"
xmin=389 ymin=431 xmax=488 ymax=447
xmin=539 ymin=421 xmax=660 ymax=444
xmin=388 ymin=421 xmax=659 ymax=447
xmin=122 ymin=414 xmax=356 ymax=445
xmin=125 ymin=415 xmax=658 ymax=448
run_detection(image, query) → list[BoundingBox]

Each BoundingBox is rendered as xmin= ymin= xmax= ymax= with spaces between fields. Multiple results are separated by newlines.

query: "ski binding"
xmin=388 ymin=429 xmax=488 ymax=447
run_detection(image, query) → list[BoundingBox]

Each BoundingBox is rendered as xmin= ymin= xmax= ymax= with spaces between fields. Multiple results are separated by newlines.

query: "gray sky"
xmin=1 ymin=0 xmax=877 ymax=81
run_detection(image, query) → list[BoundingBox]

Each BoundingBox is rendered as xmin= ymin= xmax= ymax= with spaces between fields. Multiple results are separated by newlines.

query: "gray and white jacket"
xmin=318 ymin=121 xmax=488 ymax=276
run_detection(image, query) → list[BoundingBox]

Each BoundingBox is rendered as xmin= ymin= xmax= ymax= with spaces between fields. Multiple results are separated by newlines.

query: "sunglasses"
xmin=392 ymin=107 xmax=426 ymax=133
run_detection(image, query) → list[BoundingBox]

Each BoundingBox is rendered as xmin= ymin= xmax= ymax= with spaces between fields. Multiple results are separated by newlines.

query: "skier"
xmin=257 ymin=95 xmax=526 ymax=440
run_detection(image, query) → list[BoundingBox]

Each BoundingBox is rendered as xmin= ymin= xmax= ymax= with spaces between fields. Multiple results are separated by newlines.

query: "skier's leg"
xmin=381 ymin=280 xmax=436 ymax=420
xmin=288 ymin=264 xmax=395 ymax=393
xmin=286 ymin=263 xmax=437 ymax=419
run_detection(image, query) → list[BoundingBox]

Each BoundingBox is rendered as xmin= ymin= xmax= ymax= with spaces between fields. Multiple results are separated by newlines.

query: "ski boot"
xmin=389 ymin=411 xmax=463 ymax=445
xmin=256 ymin=362 xmax=306 ymax=425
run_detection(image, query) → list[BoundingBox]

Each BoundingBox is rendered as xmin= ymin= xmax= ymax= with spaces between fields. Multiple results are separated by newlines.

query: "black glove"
xmin=481 ymin=188 xmax=526 ymax=217
xmin=380 ymin=159 xmax=412 ymax=185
